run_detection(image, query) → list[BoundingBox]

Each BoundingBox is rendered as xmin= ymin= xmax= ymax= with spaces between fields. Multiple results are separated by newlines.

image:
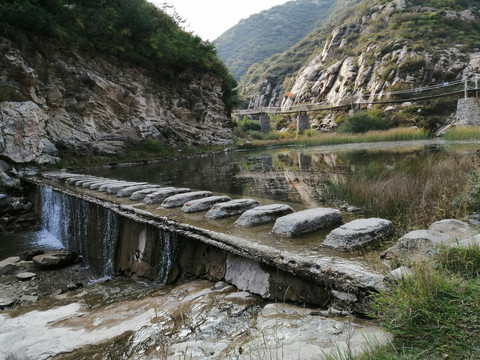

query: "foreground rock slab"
xmin=323 ymin=218 xmax=394 ymax=251
xmin=235 ymin=204 xmax=295 ymax=227
xmin=205 ymin=199 xmax=260 ymax=219
xmin=0 ymin=256 xmax=20 ymax=276
xmin=33 ymin=249 xmax=77 ymax=269
xmin=161 ymin=191 xmax=213 ymax=208
xmin=181 ymin=195 xmax=232 ymax=213
xmin=272 ymin=208 xmax=342 ymax=237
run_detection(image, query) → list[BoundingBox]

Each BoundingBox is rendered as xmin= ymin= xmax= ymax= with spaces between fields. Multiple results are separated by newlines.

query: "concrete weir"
xmin=26 ymin=172 xmax=388 ymax=314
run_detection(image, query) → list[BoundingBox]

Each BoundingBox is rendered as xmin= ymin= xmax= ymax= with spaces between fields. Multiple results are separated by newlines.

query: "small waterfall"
xmin=155 ymin=230 xmax=178 ymax=285
xmin=39 ymin=186 xmax=120 ymax=276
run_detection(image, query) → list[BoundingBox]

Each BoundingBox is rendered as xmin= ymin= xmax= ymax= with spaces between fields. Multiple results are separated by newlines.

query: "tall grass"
xmin=326 ymin=152 xmax=480 ymax=232
xmin=443 ymin=126 xmax=480 ymax=140
xmin=238 ymin=127 xmax=429 ymax=149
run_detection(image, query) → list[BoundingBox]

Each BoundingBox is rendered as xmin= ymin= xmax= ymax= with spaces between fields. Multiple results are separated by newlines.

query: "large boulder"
xmin=235 ymin=204 xmax=295 ymax=227
xmin=323 ymin=218 xmax=394 ymax=251
xmin=32 ymin=249 xmax=78 ymax=269
xmin=272 ymin=208 xmax=342 ymax=237
xmin=0 ymin=256 xmax=20 ymax=275
xmin=380 ymin=219 xmax=477 ymax=264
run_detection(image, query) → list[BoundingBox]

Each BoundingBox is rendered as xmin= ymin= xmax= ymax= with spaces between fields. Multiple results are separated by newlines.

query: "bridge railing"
xmin=233 ymin=75 xmax=480 ymax=117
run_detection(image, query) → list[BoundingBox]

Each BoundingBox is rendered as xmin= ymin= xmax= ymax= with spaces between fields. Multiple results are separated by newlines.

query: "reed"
xmin=443 ymin=126 xmax=480 ymax=140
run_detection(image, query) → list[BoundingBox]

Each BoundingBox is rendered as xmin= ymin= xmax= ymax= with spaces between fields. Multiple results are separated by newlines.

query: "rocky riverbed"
xmin=0 ymin=251 xmax=391 ymax=360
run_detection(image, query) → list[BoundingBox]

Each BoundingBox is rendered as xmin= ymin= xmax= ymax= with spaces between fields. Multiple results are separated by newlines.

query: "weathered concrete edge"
xmin=26 ymin=178 xmax=387 ymax=296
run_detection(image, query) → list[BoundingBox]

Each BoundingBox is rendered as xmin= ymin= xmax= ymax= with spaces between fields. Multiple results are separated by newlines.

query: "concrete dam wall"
xmin=27 ymin=175 xmax=387 ymax=314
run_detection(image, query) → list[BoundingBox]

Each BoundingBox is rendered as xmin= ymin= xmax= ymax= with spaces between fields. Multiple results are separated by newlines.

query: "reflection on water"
xmin=90 ymin=140 xmax=480 ymax=211
xmin=0 ymin=229 xmax=64 ymax=259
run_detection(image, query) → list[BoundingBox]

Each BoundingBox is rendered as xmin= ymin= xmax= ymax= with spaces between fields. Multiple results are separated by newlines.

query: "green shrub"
xmin=338 ymin=111 xmax=386 ymax=133
xmin=264 ymin=131 xmax=280 ymax=140
xmin=241 ymin=118 xmax=261 ymax=132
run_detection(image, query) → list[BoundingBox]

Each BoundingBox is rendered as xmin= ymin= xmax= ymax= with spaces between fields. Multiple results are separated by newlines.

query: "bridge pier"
xmin=297 ymin=111 xmax=311 ymax=134
xmin=260 ymin=113 xmax=271 ymax=133
xmin=456 ymin=97 xmax=480 ymax=126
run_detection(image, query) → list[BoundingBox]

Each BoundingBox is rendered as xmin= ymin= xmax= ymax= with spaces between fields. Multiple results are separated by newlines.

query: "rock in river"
xmin=235 ymin=204 xmax=294 ymax=227
xmin=33 ymin=249 xmax=78 ymax=269
xmin=323 ymin=218 xmax=394 ymax=251
xmin=272 ymin=208 xmax=342 ymax=237
xmin=181 ymin=195 xmax=232 ymax=213
xmin=205 ymin=199 xmax=260 ymax=219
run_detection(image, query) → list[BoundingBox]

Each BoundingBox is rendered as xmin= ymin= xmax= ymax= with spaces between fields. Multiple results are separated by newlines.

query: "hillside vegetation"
xmin=238 ymin=0 xmax=480 ymax=118
xmin=214 ymin=0 xmax=336 ymax=80
xmin=0 ymin=0 xmax=237 ymax=111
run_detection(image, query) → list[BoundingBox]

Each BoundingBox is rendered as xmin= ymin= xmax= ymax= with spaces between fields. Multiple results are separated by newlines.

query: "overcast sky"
xmin=150 ymin=0 xmax=291 ymax=41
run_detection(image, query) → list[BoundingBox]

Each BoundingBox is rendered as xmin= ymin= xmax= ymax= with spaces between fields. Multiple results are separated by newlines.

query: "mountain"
xmin=214 ymin=0 xmax=337 ymax=80
xmin=237 ymin=0 xmax=480 ymax=127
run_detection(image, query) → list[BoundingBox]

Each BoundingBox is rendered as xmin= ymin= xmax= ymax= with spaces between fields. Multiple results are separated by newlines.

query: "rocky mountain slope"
xmin=0 ymin=34 xmax=232 ymax=166
xmin=214 ymin=0 xmax=336 ymax=80
xmin=239 ymin=0 xmax=480 ymax=111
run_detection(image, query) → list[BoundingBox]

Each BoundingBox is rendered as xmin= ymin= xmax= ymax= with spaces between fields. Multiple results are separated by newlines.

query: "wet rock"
xmin=272 ymin=208 xmax=342 ymax=237
xmin=0 ymin=297 xmax=14 ymax=309
xmin=16 ymin=272 xmax=36 ymax=281
xmin=116 ymin=184 xmax=160 ymax=197
xmin=143 ymin=187 xmax=190 ymax=205
xmin=33 ymin=249 xmax=77 ymax=269
xmin=181 ymin=195 xmax=232 ymax=213
xmin=17 ymin=249 xmax=44 ymax=261
xmin=161 ymin=191 xmax=213 ymax=208
xmin=0 ymin=256 xmax=20 ymax=275
xmin=130 ymin=187 xmax=165 ymax=201
xmin=234 ymin=204 xmax=295 ymax=227
xmin=323 ymin=218 xmax=394 ymax=251
xmin=205 ymin=199 xmax=260 ymax=219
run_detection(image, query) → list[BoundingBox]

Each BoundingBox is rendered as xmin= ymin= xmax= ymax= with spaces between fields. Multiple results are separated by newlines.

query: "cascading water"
xmin=39 ymin=186 xmax=120 ymax=276
xmin=155 ymin=230 xmax=178 ymax=285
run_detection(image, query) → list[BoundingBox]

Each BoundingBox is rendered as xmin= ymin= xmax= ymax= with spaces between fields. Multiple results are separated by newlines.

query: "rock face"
xmin=234 ymin=204 xmax=295 ymax=227
xmin=272 ymin=208 xmax=342 ymax=237
xmin=323 ymin=218 xmax=394 ymax=251
xmin=0 ymin=34 xmax=233 ymax=165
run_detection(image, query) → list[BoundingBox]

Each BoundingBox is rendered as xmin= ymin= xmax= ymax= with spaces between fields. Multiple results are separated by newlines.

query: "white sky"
xmin=150 ymin=0 xmax=291 ymax=41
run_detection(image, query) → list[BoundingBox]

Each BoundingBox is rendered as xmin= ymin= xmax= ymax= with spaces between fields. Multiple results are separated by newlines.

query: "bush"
xmin=240 ymin=118 xmax=261 ymax=132
xmin=338 ymin=111 xmax=386 ymax=133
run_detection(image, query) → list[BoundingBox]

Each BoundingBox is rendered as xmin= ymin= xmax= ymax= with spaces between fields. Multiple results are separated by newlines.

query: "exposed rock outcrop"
xmin=0 ymin=34 xmax=233 ymax=165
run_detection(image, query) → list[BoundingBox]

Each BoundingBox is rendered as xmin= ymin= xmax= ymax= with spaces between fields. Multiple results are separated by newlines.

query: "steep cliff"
xmin=0 ymin=34 xmax=233 ymax=166
xmin=239 ymin=0 xmax=480 ymax=111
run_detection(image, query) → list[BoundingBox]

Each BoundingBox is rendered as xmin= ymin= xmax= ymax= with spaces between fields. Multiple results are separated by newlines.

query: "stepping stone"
xmin=65 ymin=176 xmax=91 ymax=185
xmin=89 ymin=181 xmax=113 ymax=190
xmin=130 ymin=188 xmax=166 ymax=201
xmin=272 ymin=208 xmax=342 ymax=237
xmin=117 ymin=185 xmax=161 ymax=197
xmin=181 ymin=195 xmax=232 ymax=213
xmin=16 ymin=272 xmax=36 ymax=281
xmin=81 ymin=179 xmax=106 ymax=188
xmin=143 ymin=188 xmax=190 ymax=205
xmin=161 ymin=191 xmax=213 ymax=208
xmin=98 ymin=182 xmax=129 ymax=192
xmin=323 ymin=218 xmax=394 ymax=251
xmin=235 ymin=204 xmax=294 ymax=227
xmin=33 ymin=249 xmax=78 ymax=269
xmin=205 ymin=199 xmax=260 ymax=219
xmin=74 ymin=178 xmax=102 ymax=187
xmin=106 ymin=182 xmax=147 ymax=194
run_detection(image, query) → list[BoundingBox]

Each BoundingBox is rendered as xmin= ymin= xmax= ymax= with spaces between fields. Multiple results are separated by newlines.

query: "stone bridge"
xmin=26 ymin=172 xmax=394 ymax=314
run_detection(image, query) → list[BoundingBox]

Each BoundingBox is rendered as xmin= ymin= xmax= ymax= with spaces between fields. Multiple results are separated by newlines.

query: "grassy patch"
xmin=443 ymin=126 xmax=480 ymax=140
xmin=238 ymin=127 xmax=429 ymax=149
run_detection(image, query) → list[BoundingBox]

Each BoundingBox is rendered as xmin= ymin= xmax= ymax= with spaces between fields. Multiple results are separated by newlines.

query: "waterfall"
xmin=155 ymin=230 xmax=178 ymax=285
xmin=39 ymin=186 xmax=120 ymax=276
